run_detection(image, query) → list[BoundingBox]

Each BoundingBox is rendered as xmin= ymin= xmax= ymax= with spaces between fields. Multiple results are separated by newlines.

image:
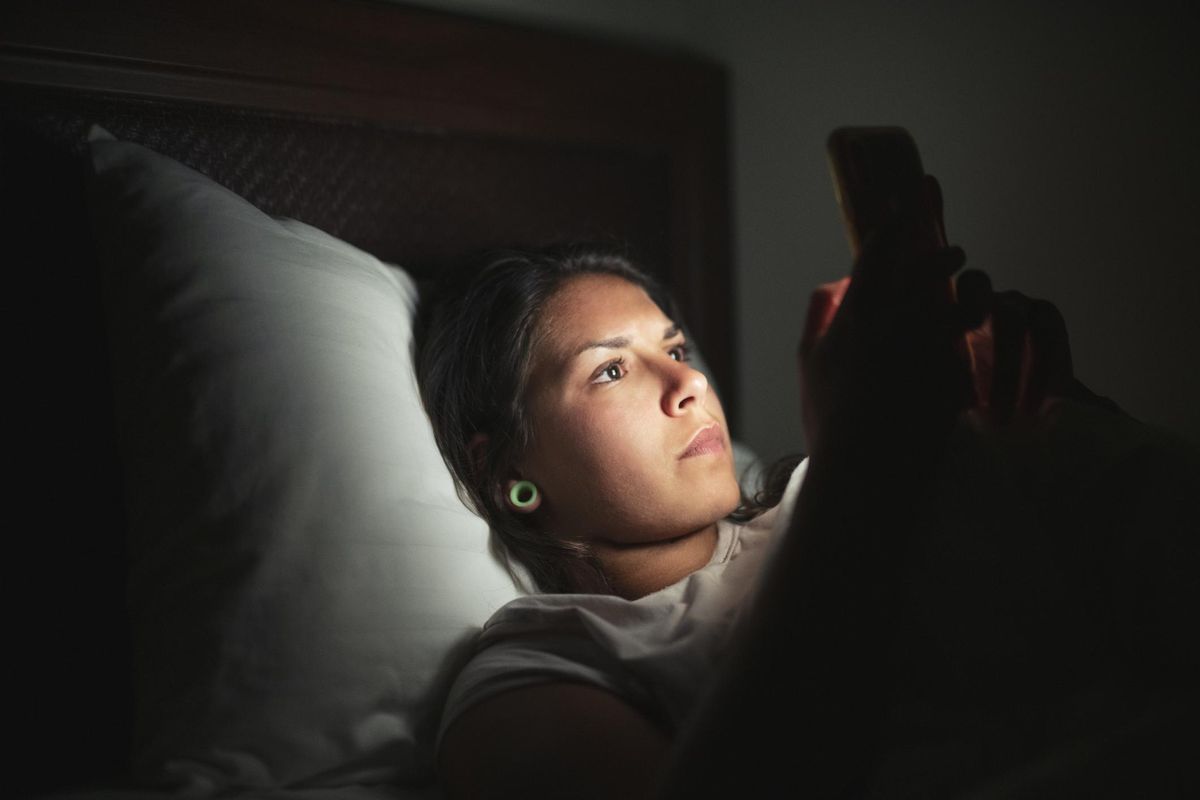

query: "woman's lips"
xmin=680 ymin=424 xmax=725 ymax=459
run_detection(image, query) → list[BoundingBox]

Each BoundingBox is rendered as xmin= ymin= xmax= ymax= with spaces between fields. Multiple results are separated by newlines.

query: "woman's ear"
xmin=504 ymin=479 xmax=542 ymax=513
xmin=473 ymin=433 xmax=542 ymax=513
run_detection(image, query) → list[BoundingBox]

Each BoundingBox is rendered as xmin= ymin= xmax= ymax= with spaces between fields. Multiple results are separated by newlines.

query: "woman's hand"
xmin=801 ymin=246 xmax=1118 ymax=458
xmin=799 ymin=220 xmax=971 ymax=461
xmin=957 ymin=271 xmax=1069 ymax=423
xmin=957 ymin=273 xmax=1124 ymax=423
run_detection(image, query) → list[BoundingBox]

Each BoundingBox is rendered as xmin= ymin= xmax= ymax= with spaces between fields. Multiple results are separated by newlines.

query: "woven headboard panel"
xmin=3 ymin=87 xmax=673 ymax=277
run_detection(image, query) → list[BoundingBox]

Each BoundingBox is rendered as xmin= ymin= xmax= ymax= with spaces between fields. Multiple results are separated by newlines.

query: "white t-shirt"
xmin=437 ymin=459 xmax=809 ymax=743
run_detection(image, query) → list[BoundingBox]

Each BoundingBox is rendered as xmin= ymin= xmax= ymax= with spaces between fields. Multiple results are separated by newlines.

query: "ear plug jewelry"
xmin=508 ymin=480 xmax=539 ymax=508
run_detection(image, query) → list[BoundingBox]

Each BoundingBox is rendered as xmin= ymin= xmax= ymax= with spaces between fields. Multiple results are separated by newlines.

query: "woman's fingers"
xmin=929 ymin=245 xmax=968 ymax=280
xmin=800 ymin=278 xmax=850 ymax=360
xmin=852 ymin=223 xmax=965 ymax=291
xmin=976 ymin=288 xmax=1076 ymax=422
xmin=990 ymin=290 xmax=1038 ymax=424
xmin=955 ymin=269 xmax=992 ymax=331
xmin=921 ymin=174 xmax=948 ymax=248
xmin=1022 ymin=298 xmax=1074 ymax=414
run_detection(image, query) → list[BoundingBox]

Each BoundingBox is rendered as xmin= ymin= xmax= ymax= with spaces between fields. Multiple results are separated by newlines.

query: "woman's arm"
xmin=658 ymin=435 xmax=942 ymax=797
xmin=659 ymin=222 xmax=975 ymax=797
xmin=439 ymin=682 xmax=670 ymax=800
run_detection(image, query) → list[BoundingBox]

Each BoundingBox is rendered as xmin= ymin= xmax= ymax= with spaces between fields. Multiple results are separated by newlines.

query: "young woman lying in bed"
xmin=417 ymin=192 xmax=1198 ymax=797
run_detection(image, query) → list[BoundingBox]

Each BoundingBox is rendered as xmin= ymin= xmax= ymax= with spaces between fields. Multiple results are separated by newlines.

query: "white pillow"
xmin=87 ymin=128 xmax=524 ymax=792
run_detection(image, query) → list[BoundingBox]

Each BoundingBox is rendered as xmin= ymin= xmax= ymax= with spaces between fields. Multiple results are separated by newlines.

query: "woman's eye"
xmin=668 ymin=344 xmax=690 ymax=362
xmin=593 ymin=359 xmax=626 ymax=383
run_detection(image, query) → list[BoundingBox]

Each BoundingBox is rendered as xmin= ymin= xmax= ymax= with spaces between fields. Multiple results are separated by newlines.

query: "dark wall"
xmin=720 ymin=1 xmax=1200 ymax=458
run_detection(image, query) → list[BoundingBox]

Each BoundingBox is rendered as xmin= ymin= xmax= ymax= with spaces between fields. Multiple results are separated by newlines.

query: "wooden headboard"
xmin=1 ymin=1 xmax=731 ymax=793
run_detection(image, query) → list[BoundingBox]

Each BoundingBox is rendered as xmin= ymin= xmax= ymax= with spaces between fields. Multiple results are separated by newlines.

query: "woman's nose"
xmin=662 ymin=360 xmax=709 ymax=415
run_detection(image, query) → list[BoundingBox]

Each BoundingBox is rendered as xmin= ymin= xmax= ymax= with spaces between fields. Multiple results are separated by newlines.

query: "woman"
xmin=416 ymin=225 xmax=1196 ymax=796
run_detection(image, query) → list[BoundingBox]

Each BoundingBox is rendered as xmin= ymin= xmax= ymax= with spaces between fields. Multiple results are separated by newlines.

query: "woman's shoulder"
xmin=438 ymin=591 xmax=662 ymax=747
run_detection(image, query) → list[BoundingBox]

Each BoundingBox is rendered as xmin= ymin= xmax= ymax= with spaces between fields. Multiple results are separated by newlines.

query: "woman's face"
xmin=517 ymin=273 xmax=741 ymax=549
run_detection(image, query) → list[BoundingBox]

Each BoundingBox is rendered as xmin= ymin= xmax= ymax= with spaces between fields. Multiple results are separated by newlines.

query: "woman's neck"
xmin=589 ymin=523 xmax=720 ymax=599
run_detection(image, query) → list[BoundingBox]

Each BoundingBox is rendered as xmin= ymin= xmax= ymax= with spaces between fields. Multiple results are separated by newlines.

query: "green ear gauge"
xmin=509 ymin=480 xmax=539 ymax=508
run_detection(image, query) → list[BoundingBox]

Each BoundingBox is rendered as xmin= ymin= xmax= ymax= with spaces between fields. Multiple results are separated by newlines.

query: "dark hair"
xmin=415 ymin=244 xmax=795 ymax=593
xmin=415 ymin=245 xmax=678 ymax=593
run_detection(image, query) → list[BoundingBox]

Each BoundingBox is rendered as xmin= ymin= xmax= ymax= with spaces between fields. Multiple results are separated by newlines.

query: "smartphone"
xmin=826 ymin=126 xmax=940 ymax=260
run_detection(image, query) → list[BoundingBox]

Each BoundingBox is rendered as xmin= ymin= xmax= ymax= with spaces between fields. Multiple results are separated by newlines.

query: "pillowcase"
xmin=87 ymin=128 xmax=524 ymax=792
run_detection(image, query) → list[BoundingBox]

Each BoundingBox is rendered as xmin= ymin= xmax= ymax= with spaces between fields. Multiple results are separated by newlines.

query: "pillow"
xmin=87 ymin=128 xmax=524 ymax=792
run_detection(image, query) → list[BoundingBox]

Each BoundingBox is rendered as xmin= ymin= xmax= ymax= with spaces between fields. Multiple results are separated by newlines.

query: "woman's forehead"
xmin=538 ymin=274 xmax=671 ymax=347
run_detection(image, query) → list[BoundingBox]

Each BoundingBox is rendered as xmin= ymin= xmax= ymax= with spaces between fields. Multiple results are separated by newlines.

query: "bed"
xmin=1 ymin=1 xmax=734 ymax=797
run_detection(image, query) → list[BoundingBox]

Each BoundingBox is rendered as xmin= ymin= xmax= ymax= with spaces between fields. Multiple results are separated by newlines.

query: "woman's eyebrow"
xmin=574 ymin=324 xmax=681 ymax=357
xmin=575 ymin=336 xmax=630 ymax=356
